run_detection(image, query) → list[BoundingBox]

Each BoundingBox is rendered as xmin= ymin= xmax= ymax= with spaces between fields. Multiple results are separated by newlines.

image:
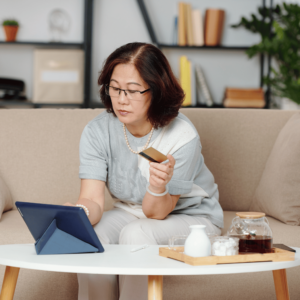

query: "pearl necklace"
xmin=123 ymin=123 xmax=154 ymax=154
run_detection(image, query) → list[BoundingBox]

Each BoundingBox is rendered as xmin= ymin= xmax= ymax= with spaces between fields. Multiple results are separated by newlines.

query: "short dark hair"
xmin=98 ymin=42 xmax=184 ymax=129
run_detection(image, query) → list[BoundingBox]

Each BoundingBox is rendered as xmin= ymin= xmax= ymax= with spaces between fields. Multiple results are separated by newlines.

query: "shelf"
xmin=0 ymin=41 xmax=84 ymax=48
xmin=159 ymin=44 xmax=250 ymax=50
xmin=89 ymin=101 xmax=105 ymax=109
xmin=0 ymin=100 xmax=83 ymax=107
xmin=196 ymin=104 xmax=224 ymax=108
xmin=87 ymin=103 xmax=263 ymax=110
xmin=182 ymin=104 xmax=266 ymax=109
xmin=183 ymin=104 xmax=224 ymax=109
xmin=0 ymin=0 xmax=93 ymax=108
xmin=137 ymin=0 xmax=273 ymax=108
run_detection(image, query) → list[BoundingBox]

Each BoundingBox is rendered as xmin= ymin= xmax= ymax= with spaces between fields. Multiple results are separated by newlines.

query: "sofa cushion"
xmin=0 ymin=174 xmax=13 ymax=219
xmin=0 ymin=210 xmax=34 ymax=244
xmin=250 ymin=113 xmax=300 ymax=225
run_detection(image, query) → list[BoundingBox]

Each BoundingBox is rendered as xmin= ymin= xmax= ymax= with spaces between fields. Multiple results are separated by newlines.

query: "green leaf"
xmin=2 ymin=20 xmax=19 ymax=26
xmin=232 ymin=2 xmax=300 ymax=105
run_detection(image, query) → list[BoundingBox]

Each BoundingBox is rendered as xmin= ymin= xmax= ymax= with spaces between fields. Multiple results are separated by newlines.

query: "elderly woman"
xmin=66 ymin=42 xmax=223 ymax=300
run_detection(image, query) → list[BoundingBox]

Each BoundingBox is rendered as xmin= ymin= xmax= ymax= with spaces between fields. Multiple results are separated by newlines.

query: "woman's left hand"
xmin=148 ymin=154 xmax=175 ymax=193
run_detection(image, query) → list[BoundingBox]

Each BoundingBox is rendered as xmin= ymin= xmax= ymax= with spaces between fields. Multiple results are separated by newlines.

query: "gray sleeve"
xmin=79 ymin=124 xmax=107 ymax=181
xmin=168 ymin=137 xmax=202 ymax=195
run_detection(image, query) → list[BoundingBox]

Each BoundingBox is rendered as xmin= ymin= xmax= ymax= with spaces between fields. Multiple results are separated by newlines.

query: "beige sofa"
xmin=0 ymin=108 xmax=299 ymax=300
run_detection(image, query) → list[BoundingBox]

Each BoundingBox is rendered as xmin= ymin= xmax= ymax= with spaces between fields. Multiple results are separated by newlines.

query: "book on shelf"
xmin=191 ymin=61 xmax=196 ymax=106
xmin=204 ymin=9 xmax=225 ymax=46
xmin=195 ymin=65 xmax=214 ymax=106
xmin=177 ymin=2 xmax=204 ymax=46
xmin=185 ymin=3 xmax=194 ymax=46
xmin=223 ymin=88 xmax=265 ymax=108
xmin=192 ymin=9 xmax=204 ymax=46
xmin=223 ymin=99 xmax=265 ymax=108
xmin=173 ymin=16 xmax=178 ymax=45
xmin=225 ymin=88 xmax=264 ymax=99
xmin=178 ymin=2 xmax=187 ymax=46
xmin=180 ymin=56 xmax=192 ymax=106
xmin=180 ymin=59 xmax=214 ymax=107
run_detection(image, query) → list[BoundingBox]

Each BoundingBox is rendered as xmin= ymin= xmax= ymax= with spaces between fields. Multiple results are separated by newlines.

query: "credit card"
xmin=138 ymin=147 xmax=168 ymax=163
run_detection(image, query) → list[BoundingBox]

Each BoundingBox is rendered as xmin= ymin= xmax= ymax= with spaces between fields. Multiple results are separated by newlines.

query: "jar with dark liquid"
xmin=227 ymin=212 xmax=273 ymax=254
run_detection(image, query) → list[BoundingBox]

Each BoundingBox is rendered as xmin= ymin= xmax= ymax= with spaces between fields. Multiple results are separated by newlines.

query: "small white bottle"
xmin=184 ymin=225 xmax=211 ymax=257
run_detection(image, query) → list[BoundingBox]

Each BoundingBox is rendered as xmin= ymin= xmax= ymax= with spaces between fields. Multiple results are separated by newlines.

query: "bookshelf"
xmin=158 ymin=44 xmax=250 ymax=50
xmin=0 ymin=41 xmax=84 ymax=47
xmin=0 ymin=0 xmax=93 ymax=109
xmin=136 ymin=0 xmax=273 ymax=109
xmin=0 ymin=100 xmax=84 ymax=108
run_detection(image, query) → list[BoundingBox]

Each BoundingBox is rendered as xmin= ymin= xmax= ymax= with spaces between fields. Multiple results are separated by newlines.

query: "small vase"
xmin=184 ymin=225 xmax=211 ymax=257
xmin=3 ymin=26 xmax=19 ymax=42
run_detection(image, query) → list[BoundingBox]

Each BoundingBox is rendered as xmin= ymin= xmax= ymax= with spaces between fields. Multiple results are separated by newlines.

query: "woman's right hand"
xmin=148 ymin=154 xmax=176 ymax=193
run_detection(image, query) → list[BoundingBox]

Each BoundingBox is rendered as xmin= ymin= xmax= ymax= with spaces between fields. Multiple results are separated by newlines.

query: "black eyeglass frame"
xmin=105 ymin=84 xmax=150 ymax=97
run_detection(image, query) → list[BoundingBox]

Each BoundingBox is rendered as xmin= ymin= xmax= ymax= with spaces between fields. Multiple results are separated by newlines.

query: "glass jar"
xmin=227 ymin=212 xmax=273 ymax=254
xmin=211 ymin=236 xmax=239 ymax=256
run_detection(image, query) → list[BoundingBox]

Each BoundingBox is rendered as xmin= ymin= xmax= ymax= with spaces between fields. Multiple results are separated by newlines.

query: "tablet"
xmin=15 ymin=201 xmax=104 ymax=254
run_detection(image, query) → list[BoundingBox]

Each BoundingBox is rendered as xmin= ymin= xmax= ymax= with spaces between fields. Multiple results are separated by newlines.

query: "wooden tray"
xmin=159 ymin=247 xmax=295 ymax=266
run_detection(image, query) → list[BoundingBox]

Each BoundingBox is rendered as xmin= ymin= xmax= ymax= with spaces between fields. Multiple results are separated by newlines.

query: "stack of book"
xmin=175 ymin=3 xmax=225 ymax=47
xmin=223 ymin=88 xmax=265 ymax=108
xmin=177 ymin=2 xmax=204 ymax=46
xmin=179 ymin=56 xmax=214 ymax=107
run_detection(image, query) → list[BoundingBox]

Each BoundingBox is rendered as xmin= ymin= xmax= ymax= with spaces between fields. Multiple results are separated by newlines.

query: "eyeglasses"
xmin=105 ymin=84 xmax=150 ymax=101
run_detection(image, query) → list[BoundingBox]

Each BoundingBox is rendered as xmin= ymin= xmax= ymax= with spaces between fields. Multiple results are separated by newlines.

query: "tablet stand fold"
xmin=35 ymin=219 xmax=98 ymax=255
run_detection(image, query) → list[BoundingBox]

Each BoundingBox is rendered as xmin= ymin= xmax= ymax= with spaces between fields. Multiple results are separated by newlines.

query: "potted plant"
xmin=232 ymin=3 xmax=300 ymax=109
xmin=2 ymin=19 xmax=19 ymax=42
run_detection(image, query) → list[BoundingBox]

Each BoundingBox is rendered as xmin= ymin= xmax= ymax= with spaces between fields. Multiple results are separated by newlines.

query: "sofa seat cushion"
xmin=222 ymin=211 xmax=300 ymax=248
xmin=2 ymin=210 xmax=299 ymax=248
xmin=0 ymin=174 xmax=13 ymax=219
xmin=0 ymin=210 xmax=34 ymax=245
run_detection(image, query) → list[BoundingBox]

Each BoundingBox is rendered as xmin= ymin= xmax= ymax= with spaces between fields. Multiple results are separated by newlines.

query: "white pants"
xmin=78 ymin=208 xmax=221 ymax=300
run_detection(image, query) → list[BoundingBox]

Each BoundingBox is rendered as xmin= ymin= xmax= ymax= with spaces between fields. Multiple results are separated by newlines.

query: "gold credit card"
xmin=138 ymin=147 xmax=168 ymax=163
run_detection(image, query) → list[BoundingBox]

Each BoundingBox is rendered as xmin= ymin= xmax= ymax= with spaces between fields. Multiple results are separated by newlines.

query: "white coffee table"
xmin=0 ymin=244 xmax=299 ymax=300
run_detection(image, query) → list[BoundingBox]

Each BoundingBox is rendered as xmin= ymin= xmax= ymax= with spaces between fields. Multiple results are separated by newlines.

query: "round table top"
xmin=0 ymin=244 xmax=299 ymax=276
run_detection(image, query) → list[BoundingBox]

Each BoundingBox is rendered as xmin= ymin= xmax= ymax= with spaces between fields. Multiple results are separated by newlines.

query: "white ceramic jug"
xmin=184 ymin=225 xmax=211 ymax=257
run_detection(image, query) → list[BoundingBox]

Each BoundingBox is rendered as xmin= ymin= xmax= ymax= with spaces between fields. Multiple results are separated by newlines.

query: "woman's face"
xmin=109 ymin=63 xmax=151 ymax=127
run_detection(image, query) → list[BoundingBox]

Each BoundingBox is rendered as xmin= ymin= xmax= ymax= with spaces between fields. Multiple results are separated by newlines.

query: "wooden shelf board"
xmin=0 ymin=100 xmax=83 ymax=107
xmin=0 ymin=41 xmax=84 ymax=48
xmin=89 ymin=101 xmax=105 ymax=108
xmin=159 ymin=44 xmax=250 ymax=50
xmin=182 ymin=104 xmax=224 ymax=108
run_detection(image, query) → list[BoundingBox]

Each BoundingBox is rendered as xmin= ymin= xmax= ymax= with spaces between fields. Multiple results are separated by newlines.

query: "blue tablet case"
xmin=15 ymin=201 xmax=104 ymax=255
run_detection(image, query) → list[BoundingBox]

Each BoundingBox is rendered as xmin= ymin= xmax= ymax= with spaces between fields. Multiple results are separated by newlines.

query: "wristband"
xmin=76 ymin=204 xmax=90 ymax=216
xmin=146 ymin=183 xmax=169 ymax=197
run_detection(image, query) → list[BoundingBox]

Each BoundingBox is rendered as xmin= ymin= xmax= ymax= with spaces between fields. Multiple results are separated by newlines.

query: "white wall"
xmin=0 ymin=0 xmax=298 ymax=104
xmin=0 ymin=0 xmax=83 ymax=100
xmin=0 ymin=0 xmax=83 ymax=42
xmin=92 ymin=0 xmax=262 ymax=104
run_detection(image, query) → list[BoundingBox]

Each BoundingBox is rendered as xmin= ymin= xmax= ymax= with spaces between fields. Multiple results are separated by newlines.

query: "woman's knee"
xmin=119 ymin=219 xmax=158 ymax=245
xmin=93 ymin=211 xmax=120 ymax=244
xmin=93 ymin=221 xmax=112 ymax=244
